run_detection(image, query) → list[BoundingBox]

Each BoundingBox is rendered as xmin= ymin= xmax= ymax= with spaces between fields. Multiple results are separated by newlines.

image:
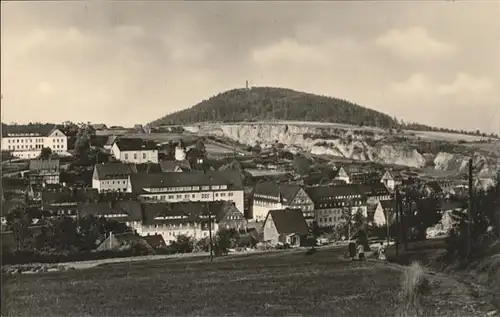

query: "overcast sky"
xmin=1 ymin=1 xmax=499 ymax=132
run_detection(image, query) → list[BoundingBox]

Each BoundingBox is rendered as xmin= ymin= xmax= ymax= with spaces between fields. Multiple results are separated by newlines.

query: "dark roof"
xmin=42 ymin=187 xmax=98 ymax=206
xmin=91 ymin=135 xmax=109 ymax=147
xmin=254 ymin=182 xmax=302 ymax=204
xmin=143 ymin=234 xmax=167 ymax=248
xmin=266 ymin=209 xmax=309 ymax=235
xmin=380 ymin=200 xmax=394 ymax=210
xmin=133 ymin=163 xmax=163 ymax=174
xmin=159 ymin=160 xmax=192 ymax=172
xmin=115 ymin=138 xmax=157 ymax=151
xmin=1 ymin=125 xmax=64 ymax=138
xmin=91 ymin=124 xmax=107 ymax=130
xmin=141 ymin=201 xmax=233 ymax=225
xmin=358 ymin=183 xmax=391 ymax=196
xmin=94 ymin=163 xmax=133 ymax=180
xmin=29 ymin=159 xmax=60 ymax=172
xmin=77 ymin=200 xmax=142 ymax=222
xmin=130 ymin=170 xmax=244 ymax=194
xmin=306 ymin=184 xmax=364 ymax=205
xmin=105 ymin=136 xmax=117 ymax=146
xmin=2 ymin=178 xmax=29 ymax=191
xmin=425 ymin=181 xmax=443 ymax=193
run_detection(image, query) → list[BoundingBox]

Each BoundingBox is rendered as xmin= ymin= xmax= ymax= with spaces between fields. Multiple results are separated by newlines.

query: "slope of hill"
xmin=151 ymin=87 xmax=398 ymax=128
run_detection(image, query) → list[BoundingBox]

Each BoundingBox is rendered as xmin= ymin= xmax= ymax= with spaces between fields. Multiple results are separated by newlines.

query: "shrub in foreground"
xmin=399 ymin=261 xmax=430 ymax=317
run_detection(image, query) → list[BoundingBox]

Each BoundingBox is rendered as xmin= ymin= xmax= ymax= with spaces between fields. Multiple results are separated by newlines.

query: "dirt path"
xmin=374 ymin=260 xmax=498 ymax=317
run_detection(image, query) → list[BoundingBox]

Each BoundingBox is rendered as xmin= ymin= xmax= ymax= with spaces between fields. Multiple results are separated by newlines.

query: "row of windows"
xmin=101 ymin=180 xmax=127 ymax=185
xmin=6 ymin=138 xmax=65 ymax=144
xmin=7 ymin=144 xmax=65 ymax=150
xmin=146 ymin=185 xmax=228 ymax=193
xmin=319 ymin=200 xmax=363 ymax=208
xmin=144 ymin=192 xmax=235 ymax=201
xmin=124 ymin=153 xmax=148 ymax=160
xmin=319 ymin=216 xmax=341 ymax=223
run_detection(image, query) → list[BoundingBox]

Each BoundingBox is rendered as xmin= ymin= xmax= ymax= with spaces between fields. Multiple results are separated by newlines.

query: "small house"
xmin=29 ymin=159 xmax=60 ymax=185
xmin=262 ymin=209 xmax=309 ymax=247
xmin=96 ymin=232 xmax=154 ymax=252
xmin=372 ymin=200 xmax=395 ymax=227
xmin=334 ymin=167 xmax=351 ymax=184
xmin=143 ymin=234 xmax=167 ymax=249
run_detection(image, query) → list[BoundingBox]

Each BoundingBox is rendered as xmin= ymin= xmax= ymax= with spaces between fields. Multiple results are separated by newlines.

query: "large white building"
xmin=306 ymin=184 xmax=368 ymax=228
xmin=1 ymin=126 xmax=68 ymax=159
xmin=252 ymin=182 xmax=315 ymax=224
xmin=111 ymin=138 xmax=159 ymax=164
xmin=92 ymin=163 xmax=134 ymax=193
xmin=129 ymin=170 xmax=245 ymax=215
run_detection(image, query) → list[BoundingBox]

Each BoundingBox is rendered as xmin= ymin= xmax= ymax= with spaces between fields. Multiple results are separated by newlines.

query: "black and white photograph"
xmin=1 ymin=1 xmax=499 ymax=316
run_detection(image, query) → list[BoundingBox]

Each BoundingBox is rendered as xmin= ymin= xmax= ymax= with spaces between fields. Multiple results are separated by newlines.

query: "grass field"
xmin=2 ymin=246 xmax=492 ymax=317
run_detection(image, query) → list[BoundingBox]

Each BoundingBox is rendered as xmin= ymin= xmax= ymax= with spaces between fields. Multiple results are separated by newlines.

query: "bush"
xmin=400 ymin=262 xmax=430 ymax=316
xmin=1 ymin=249 xmax=143 ymax=265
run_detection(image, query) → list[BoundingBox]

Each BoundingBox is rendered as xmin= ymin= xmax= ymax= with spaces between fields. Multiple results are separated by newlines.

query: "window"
xmin=168 ymin=195 xmax=174 ymax=199
xmin=228 ymin=192 xmax=233 ymax=197
xmin=176 ymin=195 xmax=182 ymax=199
xmin=184 ymin=194 xmax=189 ymax=199
xmin=143 ymin=153 xmax=146 ymax=159
xmin=201 ymin=194 xmax=210 ymax=199
xmin=124 ymin=154 xmax=128 ymax=160
xmin=134 ymin=153 xmax=138 ymax=159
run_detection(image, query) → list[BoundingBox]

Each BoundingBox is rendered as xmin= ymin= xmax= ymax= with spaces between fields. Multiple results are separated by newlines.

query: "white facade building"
xmin=92 ymin=163 xmax=134 ymax=193
xmin=1 ymin=127 xmax=68 ymax=159
xmin=252 ymin=182 xmax=315 ymax=224
xmin=129 ymin=170 xmax=245 ymax=215
xmin=174 ymin=146 xmax=187 ymax=161
xmin=111 ymin=138 xmax=159 ymax=164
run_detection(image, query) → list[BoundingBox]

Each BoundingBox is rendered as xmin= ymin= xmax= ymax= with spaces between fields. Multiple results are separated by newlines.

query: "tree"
xmin=170 ymin=235 xmax=195 ymax=253
xmin=292 ymin=154 xmax=312 ymax=175
xmin=74 ymin=124 xmax=96 ymax=158
xmin=214 ymin=228 xmax=239 ymax=256
xmin=40 ymin=147 xmax=52 ymax=160
xmin=194 ymin=139 xmax=206 ymax=158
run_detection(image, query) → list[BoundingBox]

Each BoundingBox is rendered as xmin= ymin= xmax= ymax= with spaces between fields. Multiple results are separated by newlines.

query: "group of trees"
xmin=168 ymin=228 xmax=251 ymax=256
xmin=3 ymin=207 xmax=132 ymax=254
xmin=445 ymin=183 xmax=500 ymax=262
xmin=151 ymin=87 xmax=398 ymax=129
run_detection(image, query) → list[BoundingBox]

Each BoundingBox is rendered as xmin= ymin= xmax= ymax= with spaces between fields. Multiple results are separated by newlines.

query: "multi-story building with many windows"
xmin=252 ymin=182 xmax=315 ymax=225
xmin=1 ymin=126 xmax=68 ymax=159
xmin=129 ymin=170 xmax=245 ymax=214
xmin=306 ymin=184 xmax=368 ymax=228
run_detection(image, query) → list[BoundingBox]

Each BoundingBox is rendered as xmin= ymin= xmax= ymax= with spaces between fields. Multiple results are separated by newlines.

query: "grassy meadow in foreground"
xmin=1 ymin=248 xmax=485 ymax=317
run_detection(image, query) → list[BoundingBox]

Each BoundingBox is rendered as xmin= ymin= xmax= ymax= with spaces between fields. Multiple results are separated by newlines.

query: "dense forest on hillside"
xmin=151 ymin=87 xmax=496 ymax=138
xmin=151 ymin=87 xmax=398 ymax=128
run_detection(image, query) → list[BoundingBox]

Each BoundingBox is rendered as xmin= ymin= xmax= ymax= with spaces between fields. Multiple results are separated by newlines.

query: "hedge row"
xmin=1 ymin=245 xmax=180 ymax=265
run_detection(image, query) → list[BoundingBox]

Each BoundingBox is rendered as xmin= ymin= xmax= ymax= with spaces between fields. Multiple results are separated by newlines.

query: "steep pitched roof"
xmin=254 ymin=182 xmax=302 ymax=204
xmin=1 ymin=125 xmax=64 ymax=138
xmin=130 ymin=170 xmax=244 ymax=193
xmin=159 ymin=160 xmax=192 ymax=172
xmin=29 ymin=159 xmax=60 ymax=172
xmin=114 ymin=138 xmax=157 ymax=151
xmin=380 ymin=200 xmax=395 ymax=210
xmin=94 ymin=163 xmax=133 ymax=180
xmin=143 ymin=234 xmax=166 ymax=249
xmin=266 ymin=209 xmax=309 ymax=235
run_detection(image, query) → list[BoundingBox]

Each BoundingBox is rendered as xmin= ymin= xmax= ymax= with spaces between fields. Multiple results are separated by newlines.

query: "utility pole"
xmin=467 ymin=158 xmax=473 ymax=258
xmin=395 ymin=189 xmax=400 ymax=257
xmin=208 ymin=202 xmax=213 ymax=262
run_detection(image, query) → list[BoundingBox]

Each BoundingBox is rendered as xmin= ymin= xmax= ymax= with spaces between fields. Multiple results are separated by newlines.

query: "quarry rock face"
xmin=190 ymin=123 xmax=500 ymax=177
